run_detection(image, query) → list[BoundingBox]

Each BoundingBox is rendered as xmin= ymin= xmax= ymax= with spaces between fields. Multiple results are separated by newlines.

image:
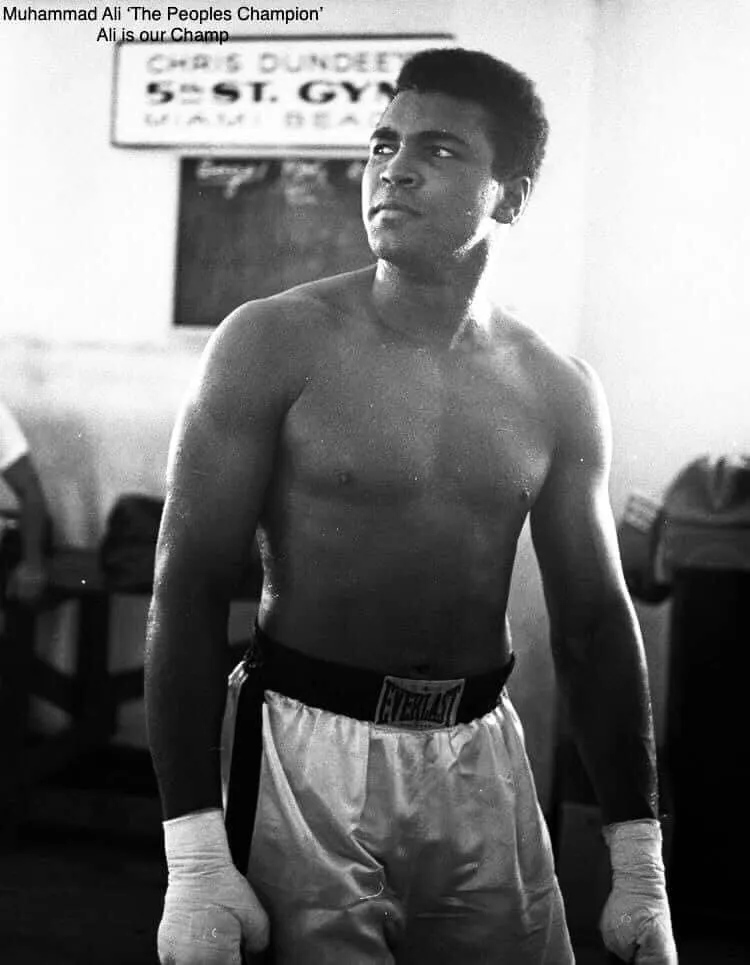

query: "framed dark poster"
xmin=174 ymin=156 xmax=374 ymax=327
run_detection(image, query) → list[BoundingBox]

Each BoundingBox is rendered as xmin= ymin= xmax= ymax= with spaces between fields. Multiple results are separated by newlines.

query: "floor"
xmin=0 ymin=748 xmax=165 ymax=965
xmin=0 ymin=827 xmax=164 ymax=965
xmin=0 ymin=748 xmax=746 ymax=964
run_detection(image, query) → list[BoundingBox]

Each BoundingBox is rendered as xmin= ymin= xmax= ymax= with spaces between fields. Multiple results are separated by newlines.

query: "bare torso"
xmin=252 ymin=268 xmax=559 ymax=678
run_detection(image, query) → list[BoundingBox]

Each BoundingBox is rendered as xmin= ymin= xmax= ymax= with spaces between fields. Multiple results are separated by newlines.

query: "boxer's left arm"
xmin=530 ymin=358 xmax=677 ymax=965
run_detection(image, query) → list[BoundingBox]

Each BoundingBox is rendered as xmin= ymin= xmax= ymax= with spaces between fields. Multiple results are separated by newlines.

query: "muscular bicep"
xmin=157 ymin=399 xmax=273 ymax=598
xmin=530 ymin=359 xmax=627 ymax=629
xmin=155 ymin=306 xmax=303 ymax=600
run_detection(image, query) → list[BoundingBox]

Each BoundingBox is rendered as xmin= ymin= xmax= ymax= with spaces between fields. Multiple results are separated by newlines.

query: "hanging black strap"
xmin=224 ymin=651 xmax=265 ymax=877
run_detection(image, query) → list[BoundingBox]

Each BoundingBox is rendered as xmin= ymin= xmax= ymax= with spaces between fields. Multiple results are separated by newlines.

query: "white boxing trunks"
xmin=221 ymin=632 xmax=574 ymax=964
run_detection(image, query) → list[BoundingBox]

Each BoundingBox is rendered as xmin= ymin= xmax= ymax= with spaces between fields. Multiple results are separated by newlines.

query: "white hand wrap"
xmin=600 ymin=819 xmax=678 ymax=964
xmin=158 ymin=808 xmax=270 ymax=965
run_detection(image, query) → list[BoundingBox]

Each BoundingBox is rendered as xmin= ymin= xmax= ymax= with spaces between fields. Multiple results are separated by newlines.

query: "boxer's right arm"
xmin=145 ymin=299 xmax=312 ymax=961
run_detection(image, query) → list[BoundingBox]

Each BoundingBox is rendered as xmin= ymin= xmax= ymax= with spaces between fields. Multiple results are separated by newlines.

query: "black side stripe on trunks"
xmin=224 ymin=656 xmax=265 ymax=876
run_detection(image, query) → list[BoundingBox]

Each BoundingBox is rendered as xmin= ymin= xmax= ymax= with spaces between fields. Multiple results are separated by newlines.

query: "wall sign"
xmin=112 ymin=34 xmax=453 ymax=150
xmin=173 ymin=156 xmax=374 ymax=326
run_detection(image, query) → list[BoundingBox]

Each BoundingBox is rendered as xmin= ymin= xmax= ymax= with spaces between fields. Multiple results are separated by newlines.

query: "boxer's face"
xmin=362 ymin=90 xmax=505 ymax=269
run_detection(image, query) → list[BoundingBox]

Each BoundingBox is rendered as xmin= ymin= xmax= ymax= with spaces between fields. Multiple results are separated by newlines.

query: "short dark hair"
xmin=395 ymin=48 xmax=549 ymax=183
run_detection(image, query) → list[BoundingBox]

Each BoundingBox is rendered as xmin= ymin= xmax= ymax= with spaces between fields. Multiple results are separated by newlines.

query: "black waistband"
xmin=246 ymin=623 xmax=515 ymax=727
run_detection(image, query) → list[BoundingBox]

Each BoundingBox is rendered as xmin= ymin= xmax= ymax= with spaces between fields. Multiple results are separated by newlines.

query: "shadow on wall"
xmin=1 ymin=337 xmax=200 ymax=548
xmin=26 ymin=408 xmax=171 ymax=548
xmin=28 ymin=414 xmax=101 ymax=546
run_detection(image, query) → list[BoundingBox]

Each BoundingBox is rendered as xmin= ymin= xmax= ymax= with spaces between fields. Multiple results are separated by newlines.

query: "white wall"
xmin=580 ymin=0 xmax=750 ymax=741
xmin=583 ymin=0 xmax=750 ymax=503
xmin=2 ymin=0 xmax=597 ymax=802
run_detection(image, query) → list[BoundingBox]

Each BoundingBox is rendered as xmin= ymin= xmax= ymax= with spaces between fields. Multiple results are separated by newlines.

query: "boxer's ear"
xmin=493 ymin=176 xmax=531 ymax=225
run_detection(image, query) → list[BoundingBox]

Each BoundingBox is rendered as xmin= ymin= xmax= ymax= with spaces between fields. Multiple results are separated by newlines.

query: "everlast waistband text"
xmin=375 ymin=676 xmax=466 ymax=729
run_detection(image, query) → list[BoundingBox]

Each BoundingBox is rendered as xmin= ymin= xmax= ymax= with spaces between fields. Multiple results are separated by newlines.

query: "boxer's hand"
xmin=158 ymin=808 xmax=270 ymax=965
xmin=600 ymin=819 xmax=678 ymax=964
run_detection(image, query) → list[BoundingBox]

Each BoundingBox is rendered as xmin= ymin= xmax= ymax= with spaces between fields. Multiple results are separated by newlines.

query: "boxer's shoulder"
xmin=216 ymin=267 xmax=375 ymax=358
xmin=489 ymin=309 xmax=608 ymax=435
xmin=488 ymin=308 xmax=570 ymax=380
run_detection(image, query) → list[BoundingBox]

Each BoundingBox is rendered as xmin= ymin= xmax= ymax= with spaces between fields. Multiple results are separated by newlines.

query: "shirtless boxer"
xmin=146 ymin=48 xmax=677 ymax=964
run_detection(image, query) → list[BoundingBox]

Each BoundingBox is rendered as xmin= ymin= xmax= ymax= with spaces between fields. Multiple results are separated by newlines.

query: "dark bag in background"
xmin=100 ymin=495 xmax=164 ymax=592
xmin=661 ymin=455 xmax=750 ymax=573
xmin=618 ymin=455 xmax=750 ymax=603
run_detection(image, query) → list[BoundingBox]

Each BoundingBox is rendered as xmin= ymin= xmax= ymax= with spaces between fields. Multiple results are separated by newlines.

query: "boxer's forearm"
xmin=552 ymin=597 xmax=659 ymax=824
xmin=145 ymin=584 xmax=231 ymax=820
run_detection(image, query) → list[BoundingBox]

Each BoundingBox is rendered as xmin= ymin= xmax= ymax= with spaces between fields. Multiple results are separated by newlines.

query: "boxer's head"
xmin=363 ymin=49 xmax=548 ymax=267
xmin=393 ymin=48 xmax=549 ymax=186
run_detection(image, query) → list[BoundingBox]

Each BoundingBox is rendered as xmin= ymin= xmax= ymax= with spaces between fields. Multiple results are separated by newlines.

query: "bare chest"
xmin=280 ymin=341 xmax=554 ymax=509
